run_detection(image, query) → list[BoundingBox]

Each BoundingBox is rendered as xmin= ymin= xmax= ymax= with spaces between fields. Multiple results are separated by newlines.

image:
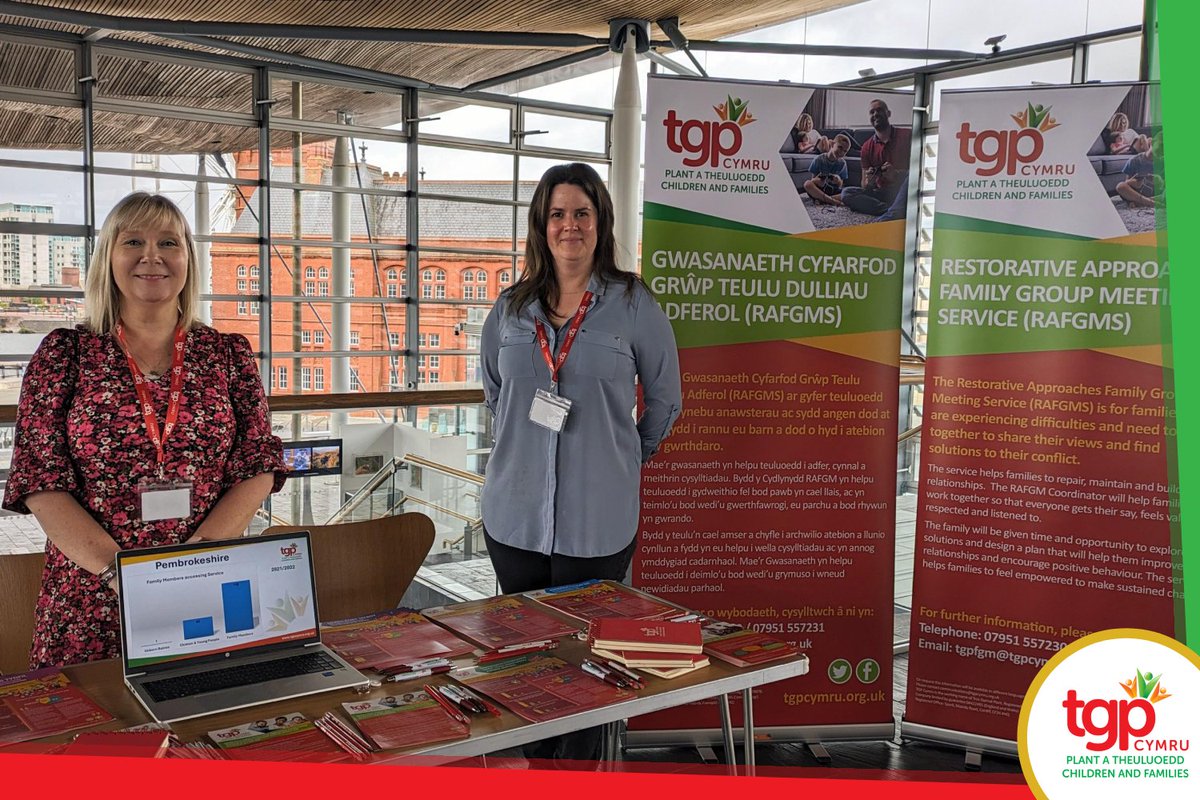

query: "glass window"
xmin=314 ymin=330 xmax=325 ymax=344
xmin=306 ymin=266 xmax=316 ymax=279
xmin=435 ymin=269 xmax=446 ymax=281
xmin=319 ymin=282 xmax=329 ymax=296
xmin=318 ymin=267 xmax=329 ymax=279
xmin=477 ymin=270 xmax=487 ymax=283
xmin=463 ymin=285 xmax=474 ymax=300
xmin=250 ymin=280 xmax=259 ymax=293
xmin=237 ymin=279 xmax=247 ymax=292
xmin=429 ymin=333 xmax=440 ymax=348
xmin=387 ymin=283 xmax=398 ymax=297
xmin=463 ymin=270 xmax=474 ymax=283
xmin=350 ymin=373 xmax=362 ymax=390
xmin=350 ymin=331 xmax=360 ymax=346
xmin=314 ymin=367 xmax=325 ymax=391
xmin=237 ymin=301 xmax=248 ymax=315
xmin=301 ymin=367 xmax=312 ymax=390
xmin=421 ymin=284 xmax=432 ymax=299
xmin=302 ymin=330 xmax=312 ymax=344
xmin=422 ymin=268 xmax=433 ymax=282
xmin=429 ymin=355 xmax=440 ymax=369
xmin=237 ymin=264 xmax=247 ymax=277
xmin=387 ymin=268 xmax=398 ymax=280
xmin=499 ymin=270 xmax=511 ymax=284
xmin=251 ymin=265 xmax=260 ymax=277
xmin=418 ymin=355 xmax=426 ymax=368
xmin=305 ymin=281 xmax=316 ymax=295
xmin=250 ymin=301 xmax=259 ymax=316
xmin=435 ymin=285 xmax=445 ymax=299
xmin=419 ymin=333 xmax=427 ymax=347
xmin=276 ymin=365 xmax=287 ymax=389
xmin=389 ymin=332 xmax=400 ymax=346
xmin=429 ymin=372 xmax=440 ymax=384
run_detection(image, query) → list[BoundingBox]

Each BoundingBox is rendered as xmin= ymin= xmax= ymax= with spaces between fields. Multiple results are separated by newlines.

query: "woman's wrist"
xmin=96 ymin=553 xmax=119 ymax=589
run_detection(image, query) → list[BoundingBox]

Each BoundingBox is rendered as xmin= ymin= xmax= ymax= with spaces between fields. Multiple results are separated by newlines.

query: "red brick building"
xmin=210 ymin=145 xmax=530 ymax=393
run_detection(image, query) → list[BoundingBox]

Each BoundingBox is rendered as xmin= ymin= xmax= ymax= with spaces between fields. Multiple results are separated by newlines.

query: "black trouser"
xmin=484 ymin=530 xmax=638 ymax=765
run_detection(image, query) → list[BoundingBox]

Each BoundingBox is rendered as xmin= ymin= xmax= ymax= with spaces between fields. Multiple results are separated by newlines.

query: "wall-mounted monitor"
xmin=281 ymin=438 xmax=343 ymax=478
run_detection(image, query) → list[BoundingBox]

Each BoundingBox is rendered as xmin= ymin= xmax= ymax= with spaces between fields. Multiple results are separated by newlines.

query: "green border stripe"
xmin=934 ymin=211 xmax=1094 ymax=242
xmin=643 ymin=201 xmax=786 ymax=236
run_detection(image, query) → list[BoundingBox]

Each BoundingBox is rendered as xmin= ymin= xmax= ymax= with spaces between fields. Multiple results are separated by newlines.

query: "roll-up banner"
xmin=904 ymin=83 xmax=1177 ymax=749
xmin=633 ymin=75 xmax=912 ymax=740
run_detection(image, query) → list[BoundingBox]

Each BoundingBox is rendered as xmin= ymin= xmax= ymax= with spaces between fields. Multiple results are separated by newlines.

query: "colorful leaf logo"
xmin=713 ymin=95 xmax=756 ymax=127
xmin=1119 ymin=668 xmax=1171 ymax=703
xmin=1010 ymin=101 xmax=1061 ymax=132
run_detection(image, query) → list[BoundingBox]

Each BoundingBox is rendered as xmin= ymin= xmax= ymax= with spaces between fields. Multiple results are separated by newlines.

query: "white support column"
xmin=331 ymin=126 xmax=352 ymax=433
xmin=610 ymin=26 xmax=642 ymax=272
xmin=195 ymin=153 xmax=212 ymax=324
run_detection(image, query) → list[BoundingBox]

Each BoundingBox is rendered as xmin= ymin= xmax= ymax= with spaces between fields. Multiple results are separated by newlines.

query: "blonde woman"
xmin=1107 ymin=112 xmax=1138 ymax=154
xmin=790 ymin=113 xmax=825 ymax=154
xmin=3 ymin=192 xmax=286 ymax=669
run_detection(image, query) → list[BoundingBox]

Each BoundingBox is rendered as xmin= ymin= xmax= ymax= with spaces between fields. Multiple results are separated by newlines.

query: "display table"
xmin=33 ymin=597 xmax=809 ymax=771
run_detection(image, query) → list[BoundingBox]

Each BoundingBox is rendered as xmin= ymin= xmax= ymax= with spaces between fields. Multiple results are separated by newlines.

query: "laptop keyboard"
xmin=142 ymin=651 xmax=344 ymax=703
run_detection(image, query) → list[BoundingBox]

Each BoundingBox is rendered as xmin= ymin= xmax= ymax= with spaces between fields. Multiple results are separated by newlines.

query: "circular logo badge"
xmin=828 ymin=658 xmax=852 ymax=684
xmin=1019 ymin=628 xmax=1200 ymax=800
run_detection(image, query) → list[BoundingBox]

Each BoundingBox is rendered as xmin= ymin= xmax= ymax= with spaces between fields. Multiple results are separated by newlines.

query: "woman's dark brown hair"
xmin=506 ymin=162 xmax=640 ymax=316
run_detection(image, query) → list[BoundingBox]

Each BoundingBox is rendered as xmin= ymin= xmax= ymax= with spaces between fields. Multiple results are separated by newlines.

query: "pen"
xmin=458 ymin=685 xmax=503 ymax=717
xmin=602 ymin=659 xmax=644 ymax=687
xmin=423 ymin=684 xmax=470 ymax=725
xmin=383 ymin=664 xmax=451 ymax=682
xmin=497 ymin=639 xmax=553 ymax=653
xmin=478 ymin=642 xmax=557 ymax=663
xmin=581 ymin=661 xmax=629 ymax=689
xmin=441 ymin=684 xmax=487 ymax=714
xmin=379 ymin=658 xmax=453 ymax=675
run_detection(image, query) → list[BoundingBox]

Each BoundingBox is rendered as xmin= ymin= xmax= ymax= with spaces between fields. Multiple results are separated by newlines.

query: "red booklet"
xmin=703 ymin=629 xmax=800 ymax=667
xmin=452 ymin=655 xmax=633 ymax=723
xmin=321 ymin=608 xmax=475 ymax=670
xmin=0 ymin=668 xmax=113 ymax=746
xmin=591 ymin=647 xmax=707 ymax=669
xmin=588 ymin=618 xmax=703 ymax=654
xmin=207 ymin=712 xmax=354 ymax=764
xmin=342 ymin=693 xmax=469 ymax=751
xmin=423 ymin=596 xmax=580 ymax=651
xmin=525 ymin=580 xmax=681 ymax=624
xmin=60 ymin=730 xmax=172 ymax=758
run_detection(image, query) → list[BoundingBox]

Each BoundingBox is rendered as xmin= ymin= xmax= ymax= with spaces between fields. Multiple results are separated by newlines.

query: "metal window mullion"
xmin=0 ymin=85 xmax=77 ymax=105
xmin=255 ymin=67 xmax=272 ymax=389
xmin=92 ymin=96 xmax=256 ymax=127
xmin=405 ymin=89 xmax=421 ymax=394
xmin=79 ymin=41 xmax=96 ymax=253
xmin=270 ymin=117 xmax=409 ymax=144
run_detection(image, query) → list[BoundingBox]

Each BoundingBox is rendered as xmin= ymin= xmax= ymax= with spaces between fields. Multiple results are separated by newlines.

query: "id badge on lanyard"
xmin=529 ymin=292 xmax=591 ymax=433
xmin=116 ymin=322 xmax=193 ymax=521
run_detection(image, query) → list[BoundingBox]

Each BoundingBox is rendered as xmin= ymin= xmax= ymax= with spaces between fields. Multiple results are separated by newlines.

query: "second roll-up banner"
xmin=633 ymin=76 xmax=912 ymax=740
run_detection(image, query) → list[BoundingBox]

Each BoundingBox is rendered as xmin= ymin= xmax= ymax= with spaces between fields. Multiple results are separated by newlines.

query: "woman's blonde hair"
xmin=1110 ymin=112 xmax=1130 ymax=130
xmin=797 ymin=113 xmax=814 ymax=131
xmin=84 ymin=192 xmax=201 ymax=333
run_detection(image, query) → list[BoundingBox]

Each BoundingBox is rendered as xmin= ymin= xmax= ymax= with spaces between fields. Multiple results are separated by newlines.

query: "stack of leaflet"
xmin=588 ymin=617 xmax=709 ymax=679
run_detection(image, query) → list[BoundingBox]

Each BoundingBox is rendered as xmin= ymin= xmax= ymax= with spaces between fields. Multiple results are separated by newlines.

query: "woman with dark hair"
xmin=3 ymin=192 xmax=286 ymax=669
xmin=480 ymin=163 xmax=681 ymax=764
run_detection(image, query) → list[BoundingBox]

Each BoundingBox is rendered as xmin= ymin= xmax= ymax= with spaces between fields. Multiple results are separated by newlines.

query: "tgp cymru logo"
xmin=1063 ymin=669 xmax=1171 ymax=751
xmin=663 ymin=95 xmax=756 ymax=167
xmin=280 ymin=543 xmax=300 ymax=558
xmin=955 ymin=101 xmax=1062 ymax=176
xmin=1020 ymin=629 xmax=1200 ymax=800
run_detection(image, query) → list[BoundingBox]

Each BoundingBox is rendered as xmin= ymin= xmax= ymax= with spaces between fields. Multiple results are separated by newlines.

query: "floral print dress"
xmin=3 ymin=325 xmax=286 ymax=669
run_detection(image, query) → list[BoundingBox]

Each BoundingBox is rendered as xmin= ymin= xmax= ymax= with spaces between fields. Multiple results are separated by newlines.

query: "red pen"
xmin=459 ymin=685 xmax=503 ymax=717
xmin=423 ymin=684 xmax=470 ymax=725
xmin=581 ymin=660 xmax=629 ymax=689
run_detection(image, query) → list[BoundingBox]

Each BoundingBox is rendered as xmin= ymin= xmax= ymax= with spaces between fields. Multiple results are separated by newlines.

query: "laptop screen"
xmin=117 ymin=533 xmax=319 ymax=672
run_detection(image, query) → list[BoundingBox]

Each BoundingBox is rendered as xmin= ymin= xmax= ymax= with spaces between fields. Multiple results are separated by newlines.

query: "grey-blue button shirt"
xmin=480 ymin=274 xmax=682 ymax=558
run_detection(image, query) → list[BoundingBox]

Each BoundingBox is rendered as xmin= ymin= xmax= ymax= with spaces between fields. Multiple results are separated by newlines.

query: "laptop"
xmin=117 ymin=531 xmax=369 ymax=723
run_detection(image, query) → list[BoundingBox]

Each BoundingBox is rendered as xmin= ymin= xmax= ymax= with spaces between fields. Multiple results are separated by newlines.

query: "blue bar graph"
xmin=182 ymin=616 xmax=214 ymax=639
xmin=222 ymin=580 xmax=254 ymax=632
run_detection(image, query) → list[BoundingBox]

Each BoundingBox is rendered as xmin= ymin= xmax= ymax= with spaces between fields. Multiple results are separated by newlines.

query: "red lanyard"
xmin=115 ymin=322 xmax=188 ymax=466
xmin=534 ymin=291 xmax=593 ymax=388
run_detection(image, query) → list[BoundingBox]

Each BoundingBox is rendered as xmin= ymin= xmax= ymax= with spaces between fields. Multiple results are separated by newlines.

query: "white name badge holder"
xmin=530 ymin=388 xmax=572 ymax=432
xmin=137 ymin=477 xmax=193 ymax=521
